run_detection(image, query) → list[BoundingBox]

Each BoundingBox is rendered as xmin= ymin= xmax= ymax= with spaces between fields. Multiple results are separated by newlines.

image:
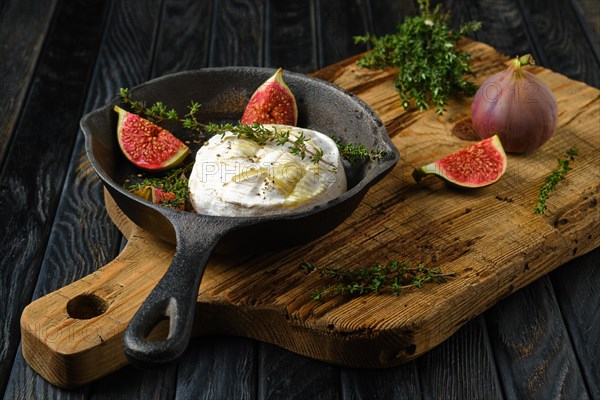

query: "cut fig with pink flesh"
xmin=151 ymin=187 xmax=184 ymax=210
xmin=115 ymin=106 xmax=190 ymax=171
xmin=130 ymin=185 xmax=184 ymax=210
xmin=241 ymin=68 xmax=298 ymax=126
xmin=412 ymin=135 xmax=507 ymax=188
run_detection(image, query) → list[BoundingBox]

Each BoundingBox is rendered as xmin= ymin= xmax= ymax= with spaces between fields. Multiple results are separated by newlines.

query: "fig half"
xmin=412 ymin=135 xmax=507 ymax=188
xmin=241 ymin=68 xmax=298 ymax=126
xmin=115 ymin=106 xmax=190 ymax=171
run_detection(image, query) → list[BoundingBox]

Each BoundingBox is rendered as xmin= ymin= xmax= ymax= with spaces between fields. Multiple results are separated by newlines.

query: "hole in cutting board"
xmin=451 ymin=118 xmax=479 ymax=141
xmin=66 ymin=293 xmax=109 ymax=319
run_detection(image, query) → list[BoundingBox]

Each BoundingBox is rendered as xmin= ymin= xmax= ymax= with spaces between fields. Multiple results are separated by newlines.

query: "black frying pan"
xmin=81 ymin=67 xmax=399 ymax=368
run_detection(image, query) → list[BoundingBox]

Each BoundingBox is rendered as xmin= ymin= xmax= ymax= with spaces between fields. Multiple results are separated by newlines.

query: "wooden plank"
xmin=0 ymin=0 xmax=109 ymax=393
xmin=340 ymin=362 xmax=421 ymax=399
xmin=151 ymin=0 xmax=214 ymax=77
xmin=367 ymin=0 xmax=418 ymax=36
xmin=518 ymin=0 xmax=600 ymax=87
xmin=571 ymin=0 xmax=600 ymax=63
xmin=486 ymin=279 xmax=589 ymax=399
xmin=266 ymin=0 xmax=317 ymax=73
xmin=89 ymin=364 xmax=177 ymax=399
xmin=208 ymin=0 xmax=265 ymax=67
xmin=6 ymin=0 xmax=163 ymax=394
xmin=417 ymin=318 xmax=504 ymax=399
xmin=0 ymin=0 xmax=58 ymax=164
xmin=258 ymin=343 xmax=339 ymax=400
xmin=455 ymin=0 xmax=532 ymax=57
xmin=317 ymin=0 xmax=370 ymax=68
xmin=550 ymin=249 xmax=600 ymax=398
xmin=175 ymin=337 xmax=257 ymax=400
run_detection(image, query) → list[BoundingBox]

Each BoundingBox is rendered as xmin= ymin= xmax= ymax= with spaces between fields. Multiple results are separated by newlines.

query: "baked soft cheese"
xmin=188 ymin=124 xmax=346 ymax=216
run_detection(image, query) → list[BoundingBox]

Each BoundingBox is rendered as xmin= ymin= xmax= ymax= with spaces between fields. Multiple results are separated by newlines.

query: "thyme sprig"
xmin=534 ymin=148 xmax=579 ymax=215
xmin=354 ymin=0 xmax=481 ymax=114
xmin=301 ymin=260 xmax=454 ymax=300
xmin=119 ymin=88 xmax=204 ymax=135
xmin=205 ymin=122 xmax=337 ymax=168
xmin=334 ymin=139 xmax=385 ymax=164
xmin=119 ymin=89 xmax=384 ymax=168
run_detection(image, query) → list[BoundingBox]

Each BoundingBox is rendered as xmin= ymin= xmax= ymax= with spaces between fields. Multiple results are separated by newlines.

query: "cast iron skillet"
xmin=81 ymin=67 xmax=399 ymax=369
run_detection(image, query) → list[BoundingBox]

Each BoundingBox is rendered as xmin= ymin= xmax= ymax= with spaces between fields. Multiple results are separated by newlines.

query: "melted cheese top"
xmin=188 ymin=124 xmax=347 ymax=216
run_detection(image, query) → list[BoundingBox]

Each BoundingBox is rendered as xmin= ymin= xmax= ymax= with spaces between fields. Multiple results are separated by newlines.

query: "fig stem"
xmin=514 ymin=54 xmax=535 ymax=69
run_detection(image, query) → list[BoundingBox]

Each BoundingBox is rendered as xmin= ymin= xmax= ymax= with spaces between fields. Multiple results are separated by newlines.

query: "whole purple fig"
xmin=471 ymin=55 xmax=557 ymax=153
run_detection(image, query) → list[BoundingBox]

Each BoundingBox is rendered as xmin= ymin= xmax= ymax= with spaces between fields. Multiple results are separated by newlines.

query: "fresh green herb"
xmin=124 ymin=164 xmax=194 ymax=210
xmin=354 ymin=0 xmax=481 ymax=114
xmin=205 ymin=122 xmax=336 ymax=168
xmin=333 ymin=138 xmax=385 ymax=164
xmin=119 ymin=88 xmax=205 ymax=135
xmin=301 ymin=260 xmax=454 ymax=300
xmin=120 ymin=89 xmax=384 ymax=168
xmin=534 ymin=148 xmax=579 ymax=215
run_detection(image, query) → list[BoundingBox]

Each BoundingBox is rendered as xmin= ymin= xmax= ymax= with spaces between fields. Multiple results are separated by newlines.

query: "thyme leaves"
xmin=118 ymin=89 xmax=384 ymax=172
xmin=119 ymin=88 xmax=204 ymax=136
xmin=354 ymin=0 xmax=481 ymax=114
xmin=534 ymin=148 xmax=579 ymax=215
xmin=123 ymin=164 xmax=193 ymax=211
xmin=301 ymin=260 xmax=454 ymax=300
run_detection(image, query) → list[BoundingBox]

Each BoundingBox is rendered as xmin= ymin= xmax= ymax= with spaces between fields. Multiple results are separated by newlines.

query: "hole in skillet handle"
xmin=122 ymin=215 xmax=239 ymax=369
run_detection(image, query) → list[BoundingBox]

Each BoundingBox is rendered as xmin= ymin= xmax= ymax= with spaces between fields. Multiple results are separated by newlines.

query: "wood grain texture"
xmin=417 ymin=318 xmax=503 ymax=399
xmin=175 ymin=337 xmax=257 ymax=400
xmin=487 ymin=278 xmax=589 ymax=399
xmin=317 ymin=0 xmax=369 ymax=68
xmin=4 ymin=344 xmax=88 ymax=400
xmin=89 ymin=364 xmax=177 ymax=400
xmin=151 ymin=0 xmax=214 ymax=77
xmin=455 ymin=0 xmax=532 ymax=57
xmin=441 ymin=3 xmax=596 ymax=400
xmin=6 ymin=0 xmax=164 ymax=395
xmin=19 ymin=40 xmax=600 ymax=389
xmin=0 ymin=0 xmax=108 ymax=392
xmin=0 ymin=0 xmax=58 ymax=164
xmin=209 ymin=0 xmax=264 ymax=67
xmin=266 ymin=1 xmax=317 ymax=73
xmin=258 ymin=342 xmax=339 ymax=400
xmin=367 ymin=0 xmax=418 ymax=36
xmin=6 ymin=1 xmax=600 ymax=397
xmin=519 ymin=0 xmax=600 ymax=87
xmin=571 ymin=0 xmax=600 ymax=63
xmin=20 ymin=222 xmax=174 ymax=388
xmin=550 ymin=249 xmax=600 ymax=398
xmin=340 ymin=362 xmax=421 ymax=400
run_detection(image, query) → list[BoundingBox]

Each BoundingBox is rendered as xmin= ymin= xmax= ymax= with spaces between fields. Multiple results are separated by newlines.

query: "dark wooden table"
xmin=2 ymin=0 xmax=599 ymax=398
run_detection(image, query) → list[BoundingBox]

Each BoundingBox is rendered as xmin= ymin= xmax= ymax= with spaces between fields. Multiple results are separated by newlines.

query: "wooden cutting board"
xmin=21 ymin=39 xmax=599 ymax=389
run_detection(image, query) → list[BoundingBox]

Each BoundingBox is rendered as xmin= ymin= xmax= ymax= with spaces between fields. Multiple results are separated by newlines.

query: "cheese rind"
xmin=188 ymin=124 xmax=347 ymax=216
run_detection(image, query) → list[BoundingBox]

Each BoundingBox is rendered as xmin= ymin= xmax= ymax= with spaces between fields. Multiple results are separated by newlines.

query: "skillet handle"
xmin=122 ymin=217 xmax=230 ymax=368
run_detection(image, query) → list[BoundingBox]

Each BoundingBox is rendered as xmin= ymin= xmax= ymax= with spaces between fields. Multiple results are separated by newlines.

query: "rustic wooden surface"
xmin=19 ymin=37 xmax=600 ymax=389
xmin=2 ymin=0 xmax=599 ymax=399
